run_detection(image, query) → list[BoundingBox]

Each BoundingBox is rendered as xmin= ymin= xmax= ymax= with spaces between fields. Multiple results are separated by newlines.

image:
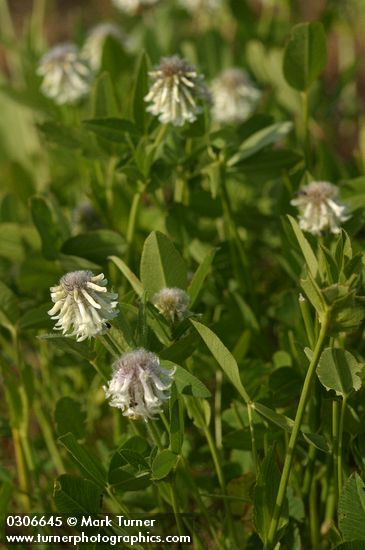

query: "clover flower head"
xmin=210 ymin=68 xmax=261 ymax=124
xmin=152 ymin=287 xmax=190 ymax=323
xmin=112 ymin=0 xmax=159 ymax=15
xmin=104 ymin=349 xmax=175 ymax=420
xmin=48 ymin=271 xmax=118 ymax=341
xmin=82 ymin=23 xmax=127 ymax=70
xmin=179 ymin=0 xmax=221 ymax=12
xmin=37 ymin=43 xmax=93 ymax=105
xmin=144 ymin=55 xmax=208 ymax=126
xmin=290 ymin=181 xmax=349 ymax=235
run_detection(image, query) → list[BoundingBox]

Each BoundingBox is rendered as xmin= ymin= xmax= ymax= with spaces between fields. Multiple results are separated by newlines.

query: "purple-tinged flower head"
xmin=104 ymin=349 xmax=175 ymax=420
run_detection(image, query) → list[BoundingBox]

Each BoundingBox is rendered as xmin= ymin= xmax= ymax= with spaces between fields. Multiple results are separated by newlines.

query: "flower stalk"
xmin=266 ymin=311 xmax=331 ymax=549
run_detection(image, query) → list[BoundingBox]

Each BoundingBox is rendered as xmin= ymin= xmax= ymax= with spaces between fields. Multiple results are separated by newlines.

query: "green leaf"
xmin=118 ymin=449 xmax=149 ymax=471
xmin=109 ymin=469 xmax=150 ymax=491
xmin=2 ymin=366 xmax=23 ymax=428
xmin=62 ymin=230 xmax=126 ymax=264
xmin=17 ymin=304 xmax=53 ymax=331
xmin=58 ymin=433 xmax=107 ymax=488
xmin=37 ymin=121 xmax=84 ymax=149
xmin=302 ymin=431 xmax=329 ymax=453
xmin=253 ymin=402 xmax=328 ymax=451
xmin=0 ymin=223 xmax=24 ymax=261
xmin=253 ymin=402 xmax=294 ymax=433
xmin=92 ymin=72 xmax=119 ymax=117
xmin=202 ymin=161 xmax=221 ymax=198
xmin=109 ymin=255 xmax=143 ymax=296
xmin=283 ymin=21 xmax=327 ymax=91
xmin=317 ymin=348 xmax=362 ymax=397
xmin=37 ymin=334 xmax=94 ymax=361
xmin=30 ymin=196 xmax=63 ymax=260
xmin=169 ymin=386 xmax=184 ymax=454
xmin=170 ymin=364 xmax=211 ymax=398
xmin=54 ymin=474 xmax=102 ymax=515
xmin=140 ymin=231 xmax=188 ymax=298
xmin=227 ymin=121 xmax=293 ymax=167
xmin=335 ymin=543 xmax=365 ymax=550
xmin=188 ymin=247 xmax=217 ymax=307
xmin=83 ymin=117 xmax=137 ymax=142
xmin=55 ymin=397 xmax=86 ymax=439
xmin=300 ymin=273 xmax=327 ymax=319
xmin=191 ymin=320 xmax=250 ymax=403
xmin=0 ymin=281 xmax=19 ymax=328
xmin=132 ymin=51 xmax=149 ymax=131
xmin=288 ymin=215 xmax=318 ymax=277
xmin=152 ymin=450 xmax=178 ymax=480
xmin=339 ymin=473 xmax=365 ymax=541
xmin=254 ymin=448 xmax=288 ymax=544
xmin=0 ymin=482 xmax=12 ymax=515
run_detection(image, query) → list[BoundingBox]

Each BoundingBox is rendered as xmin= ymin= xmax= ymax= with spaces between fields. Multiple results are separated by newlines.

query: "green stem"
xmin=179 ymin=458 xmax=226 ymax=550
xmin=302 ymin=445 xmax=316 ymax=499
xmin=147 ymin=419 xmax=163 ymax=450
xmin=154 ymin=124 xmax=168 ymax=152
xmin=126 ymin=191 xmax=142 ymax=245
xmin=220 ymin=178 xmax=257 ymax=313
xmin=266 ymin=313 xmax=330 ymax=548
xmin=190 ymin=400 xmax=236 ymax=544
xmin=332 ymin=400 xmax=340 ymax=506
xmin=174 ymin=177 xmax=185 ymax=203
xmin=338 ymin=395 xmax=347 ymax=495
xmin=30 ymin=0 xmax=46 ymax=52
xmin=34 ymin=403 xmax=65 ymax=476
xmin=299 ymin=294 xmax=315 ymax=348
xmin=170 ymin=480 xmax=184 ymax=536
xmin=247 ymin=402 xmax=258 ymax=475
xmin=309 ymin=478 xmax=319 ymax=549
xmin=12 ymin=428 xmax=30 ymax=512
xmin=106 ymin=486 xmax=130 ymax=515
xmin=301 ymin=90 xmax=310 ymax=167
xmin=215 ymin=370 xmax=223 ymax=450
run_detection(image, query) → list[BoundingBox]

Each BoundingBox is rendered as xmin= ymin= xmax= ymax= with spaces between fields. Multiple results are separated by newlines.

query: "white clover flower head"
xmin=179 ymin=0 xmax=221 ymax=12
xmin=210 ymin=68 xmax=261 ymax=124
xmin=144 ymin=55 xmax=208 ymax=126
xmin=48 ymin=271 xmax=118 ymax=342
xmin=37 ymin=43 xmax=93 ymax=105
xmin=104 ymin=349 xmax=175 ymax=420
xmin=82 ymin=23 xmax=127 ymax=70
xmin=152 ymin=287 xmax=190 ymax=323
xmin=290 ymin=181 xmax=349 ymax=235
xmin=112 ymin=0 xmax=159 ymax=15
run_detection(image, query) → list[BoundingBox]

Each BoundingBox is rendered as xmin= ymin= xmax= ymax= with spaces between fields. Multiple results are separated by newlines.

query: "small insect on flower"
xmin=144 ymin=55 xmax=208 ymax=126
xmin=82 ymin=23 xmax=127 ymax=71
xmin=152 ymin=287 xmax=190 ymax=323
xmin=210 ymin=68 xmax=261 ymax=124
xmin=290 ymin=181 xmax=349 ymax=235
xmin=37 ymin=43 xmax=93 ymax=105
xmin=48 ymin=271 xmax=118 ymax=342
xmin=112 ymin=0 xmax=159 ymax=15
xmin=104 ymin=349 xmax=175 ymax=421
